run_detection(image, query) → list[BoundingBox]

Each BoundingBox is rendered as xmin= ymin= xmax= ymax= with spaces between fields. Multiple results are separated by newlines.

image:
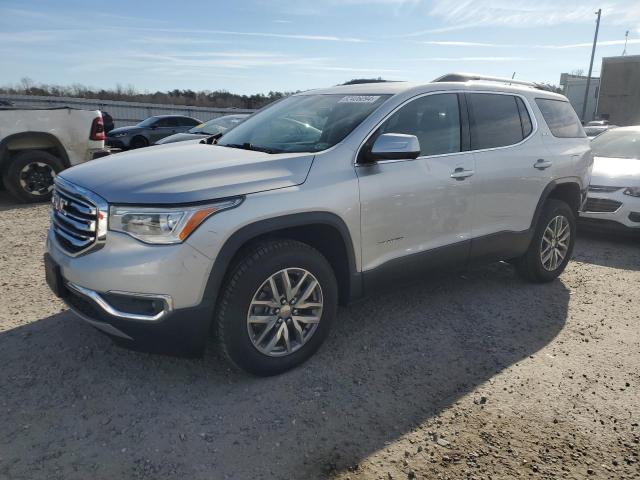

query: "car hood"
xmin=590 ymin=156 xmax=640 ymax=187
xmin=155 ymin=132 xmax=205 ymax=145
xmin=60 ymin=142 xmax=315 ymax=204
xmin=108 ymin=126 xmax=142 ymax=136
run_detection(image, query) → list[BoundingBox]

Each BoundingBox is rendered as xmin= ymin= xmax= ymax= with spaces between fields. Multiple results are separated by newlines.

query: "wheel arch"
xmin=530 ymin=179 xmax=582 ymax=232
xmin=0 ymin=132 xmax=70 ymax=174
xmin=202 ymin=212 xmax=362 ymax=310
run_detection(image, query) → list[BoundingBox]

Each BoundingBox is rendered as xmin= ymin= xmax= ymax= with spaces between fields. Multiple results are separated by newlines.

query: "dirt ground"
xmin=0 ymin=191 xmax=638 ymax=480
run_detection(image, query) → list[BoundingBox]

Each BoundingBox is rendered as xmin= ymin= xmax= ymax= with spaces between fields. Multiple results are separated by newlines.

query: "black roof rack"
xmin=432 ymin=73 xmax=556 ymax=92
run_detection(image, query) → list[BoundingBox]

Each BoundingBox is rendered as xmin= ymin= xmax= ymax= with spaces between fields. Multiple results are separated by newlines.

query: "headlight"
xmin=108 ymin=198 xmax=242 ymax=244
xmin=112 ymin=132 xmax=128 ymax=138
xmin=623 ymin=187 xmax=640 ymax=197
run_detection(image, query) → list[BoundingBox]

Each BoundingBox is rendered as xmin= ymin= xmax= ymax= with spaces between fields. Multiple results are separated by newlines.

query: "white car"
xmin=581 ymin=126 xmax=640 ymax=230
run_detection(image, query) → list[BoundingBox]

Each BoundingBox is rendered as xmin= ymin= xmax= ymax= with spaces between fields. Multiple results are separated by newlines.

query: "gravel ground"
xmin=0 ymin=191 xmax=639 ymax=480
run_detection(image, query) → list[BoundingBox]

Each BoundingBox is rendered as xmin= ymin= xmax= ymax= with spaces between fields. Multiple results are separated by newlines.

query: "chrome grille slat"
xmin=52 ymin=214 xmax=93 ymax=240
xmin=53 ymin=210 xmax=96 ymax=233
xmin=51 ymin=178 xmax=107 ymax=256
xmin=53 ymin=225 xmax=93 ymax=247
xmin=55 ymin=208 xmax=94 ymax=225
xmin=56 ymin=189 xmax=96 ymax=216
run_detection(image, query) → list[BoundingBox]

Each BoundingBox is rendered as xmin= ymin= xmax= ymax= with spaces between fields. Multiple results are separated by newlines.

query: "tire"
xmin=214 ymin=239 xmax=338 ymax=376
xmin=515 ymin=199 xmax=576 ymax=283
xmin=129 ymin=136 xmax=148 ymax=149
xmin=2 ymin=150 xmax=64 ymax=203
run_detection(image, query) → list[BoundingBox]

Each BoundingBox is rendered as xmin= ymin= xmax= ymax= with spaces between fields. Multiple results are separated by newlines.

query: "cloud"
xmin=419 ymin=41 xmax=503 ymax=47
xmin=410 ymin=56 xmax=530 ymax=61
xmin=401 ymin=0 xmax=640 ymax=35
xmin=134 ymin=27 xmax=366 ymax=43
xmin=540 ymin=39 xmax=640 ymax=49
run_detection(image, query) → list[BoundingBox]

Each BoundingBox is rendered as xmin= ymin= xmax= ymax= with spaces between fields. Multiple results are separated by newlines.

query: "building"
xmin=597 ymin=55 xmax=640 ymax=126
xmin=559 ymin=73 xmax=600 ymax=123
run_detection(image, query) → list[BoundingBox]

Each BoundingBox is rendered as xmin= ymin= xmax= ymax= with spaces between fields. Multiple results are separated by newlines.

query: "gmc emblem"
xmin=52 ymin=193 xmax=67 ymax=213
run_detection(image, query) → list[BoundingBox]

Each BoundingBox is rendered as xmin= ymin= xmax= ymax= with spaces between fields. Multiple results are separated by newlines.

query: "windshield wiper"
xmin=222 ymin=142 xmax=283 ymax=154
xmin=200 ymin=132 xmax=224 ymax=145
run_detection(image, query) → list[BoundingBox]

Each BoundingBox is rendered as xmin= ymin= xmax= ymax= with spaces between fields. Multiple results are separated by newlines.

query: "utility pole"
xmin=622 ymin=30 xmax=629 ymax=55
xmin=581 ymin=8 xmax=601 ymax=123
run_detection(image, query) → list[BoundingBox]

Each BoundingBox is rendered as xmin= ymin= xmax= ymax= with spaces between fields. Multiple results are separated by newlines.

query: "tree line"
xmin=1 ymin=78 xmax=297 ymax=110
xmin=1 ymin=78 xmax=397 ymax=110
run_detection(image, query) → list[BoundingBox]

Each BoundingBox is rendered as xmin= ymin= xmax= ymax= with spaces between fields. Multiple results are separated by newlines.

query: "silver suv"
xmin=45 ymin=74 xmax=592 ymax=375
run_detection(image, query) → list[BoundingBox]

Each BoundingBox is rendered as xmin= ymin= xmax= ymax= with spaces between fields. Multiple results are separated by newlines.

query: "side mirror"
xmin=368 ymin=133 xmax=421 ymax=162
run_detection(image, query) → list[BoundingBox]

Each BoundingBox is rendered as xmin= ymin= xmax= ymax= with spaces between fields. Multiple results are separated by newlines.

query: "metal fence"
xmin=0 ymin=94 xmax=256 ymax=128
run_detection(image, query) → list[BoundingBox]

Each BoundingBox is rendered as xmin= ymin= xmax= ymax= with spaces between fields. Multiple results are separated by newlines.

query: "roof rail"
xmin=432 ymin=73 xmax=555 ymax=91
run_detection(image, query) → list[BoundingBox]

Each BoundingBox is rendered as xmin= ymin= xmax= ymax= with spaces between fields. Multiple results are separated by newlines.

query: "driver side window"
xmin=371 ymin=93 xmax=461 ymax=157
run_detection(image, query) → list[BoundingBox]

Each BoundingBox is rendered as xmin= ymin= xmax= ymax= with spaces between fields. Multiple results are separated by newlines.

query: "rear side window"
xmin=468 ymin=93 xmax=526 ymax=150
xmin=180 ymin=117 xmax=200 ymax=126
xmin=516 ymin=97 xmax=533 ymax=137
xmin=535 ymin=98 xmax=586 ymax=138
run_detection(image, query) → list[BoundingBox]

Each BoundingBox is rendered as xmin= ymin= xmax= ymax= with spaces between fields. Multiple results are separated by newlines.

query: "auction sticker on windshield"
xmin=338 ymin=95 xmax=381 ymax=103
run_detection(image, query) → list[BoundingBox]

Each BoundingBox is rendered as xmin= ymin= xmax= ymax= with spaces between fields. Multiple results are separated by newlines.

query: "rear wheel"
xmin=2 ymin=150 xmax=63 ymax=203
xmin=515 ymin=199 xmax=575 ymax=282
xmin=214 ymin=239 xmax=337 ymax=376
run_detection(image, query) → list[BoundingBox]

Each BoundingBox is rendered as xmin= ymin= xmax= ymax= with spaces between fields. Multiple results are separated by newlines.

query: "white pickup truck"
xmin=0 ymin=107 xmax=108 ymax=202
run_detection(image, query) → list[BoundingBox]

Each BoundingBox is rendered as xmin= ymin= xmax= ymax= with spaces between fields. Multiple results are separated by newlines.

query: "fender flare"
xmin=529 ymin=177 xmax=584 ymax=231
xmin=200 ymin=211 xmax=362 ymax=308
xmin=0 ymin=131 xmax=71 ymax=171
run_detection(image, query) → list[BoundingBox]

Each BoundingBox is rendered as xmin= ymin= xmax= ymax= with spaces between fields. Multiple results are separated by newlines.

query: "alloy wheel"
xmin=247 ymin=268 xmax=323 ymax=357
xmin=19 ymin=162 xmax=56 ymax=196
xmin=540 ymin=215 xmax=570 ymax=271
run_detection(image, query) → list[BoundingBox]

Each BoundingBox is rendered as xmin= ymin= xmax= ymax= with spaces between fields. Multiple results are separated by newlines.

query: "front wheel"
xmin=214 ymin=239 xmax=338 ymax=376
xmin=129 ymin=136 xmax=148 ymax=149
xmin=515 ymin=199 xmax=576 ymax=282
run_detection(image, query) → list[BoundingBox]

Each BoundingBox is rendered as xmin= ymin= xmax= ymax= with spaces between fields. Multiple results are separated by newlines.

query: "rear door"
xmin=467 ymin=92 xmax=551 ymax=250
xmin=534 ymin=98 xmax=592 ymax=189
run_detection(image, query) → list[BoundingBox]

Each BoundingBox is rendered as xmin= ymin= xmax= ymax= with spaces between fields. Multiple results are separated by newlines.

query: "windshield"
xmin=217 ymin=94 xmax=390 ymax=154
xmin=190 ymin=116 xmax=246 ymax=135
xmin=591 ymin=130 xmax=640 ymax=159
xmin=137 ymin=117 xmax=158 ymax=127
xmin=584 ymin=126 xmax=607 ymax=137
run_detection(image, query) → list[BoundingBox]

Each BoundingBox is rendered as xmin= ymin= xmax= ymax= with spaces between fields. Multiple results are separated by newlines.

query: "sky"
xmin=1 ymin=0 xmax=640 ymax=95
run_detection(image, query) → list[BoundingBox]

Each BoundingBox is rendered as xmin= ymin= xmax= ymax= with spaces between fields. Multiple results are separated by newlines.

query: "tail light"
xmin=90 ymin=116 xmax=106 ymax=141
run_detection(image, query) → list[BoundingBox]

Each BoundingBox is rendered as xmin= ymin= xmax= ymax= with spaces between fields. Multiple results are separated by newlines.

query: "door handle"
xmin=534 ymin=159 xmax=553 ymax=170
xmin=450 ymin=167 xmax=474 ymax=180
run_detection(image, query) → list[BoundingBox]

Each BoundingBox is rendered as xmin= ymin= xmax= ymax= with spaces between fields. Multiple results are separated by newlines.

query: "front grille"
xmin=584 ymin=197 xmax=623 ymax=213
xmin=589 ymin=185 xmax=622 ymax=193
xmin=51 ymin=178 xmax=107 ymax=256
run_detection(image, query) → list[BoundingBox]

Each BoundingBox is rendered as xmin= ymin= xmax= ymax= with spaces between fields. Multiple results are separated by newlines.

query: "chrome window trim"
xmin=354 ymin=89 xmax=539 ymax=166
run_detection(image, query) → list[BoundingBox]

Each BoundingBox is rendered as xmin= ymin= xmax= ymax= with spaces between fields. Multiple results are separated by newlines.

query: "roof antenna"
xmin=622 ymin=30 xmax=629 ymax=55
xmin=511 ymin=72 xmax=516 ymax=79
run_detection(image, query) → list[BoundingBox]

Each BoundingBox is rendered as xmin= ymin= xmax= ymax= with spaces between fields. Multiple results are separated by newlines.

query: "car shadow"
xmin=574 ymin=228 xmax=640 ymax=271
xmin=0 ymin=190 xmax=47 ymax=212
xmin=0 ymin=262 xmax=569 ymax=480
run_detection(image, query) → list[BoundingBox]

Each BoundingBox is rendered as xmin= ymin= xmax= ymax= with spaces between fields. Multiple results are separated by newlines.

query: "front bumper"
xmin=579 ymin=189 xmax=640 ymax=229
xmin=46 ymin=228 xmax=216 ymax=356
xmin=105 ymin=137 xmax=129 ymax=149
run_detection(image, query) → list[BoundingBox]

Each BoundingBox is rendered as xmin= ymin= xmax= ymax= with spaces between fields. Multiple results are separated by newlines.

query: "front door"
xmin=356 ymin=92 xmax=475 ymax=278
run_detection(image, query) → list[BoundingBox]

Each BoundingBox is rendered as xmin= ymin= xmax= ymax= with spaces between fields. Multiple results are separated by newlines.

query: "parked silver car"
xmin=580 ymin=126 xmax=640 ymax=230
xmin=45 ymin=74 xmax=592 ymax=375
